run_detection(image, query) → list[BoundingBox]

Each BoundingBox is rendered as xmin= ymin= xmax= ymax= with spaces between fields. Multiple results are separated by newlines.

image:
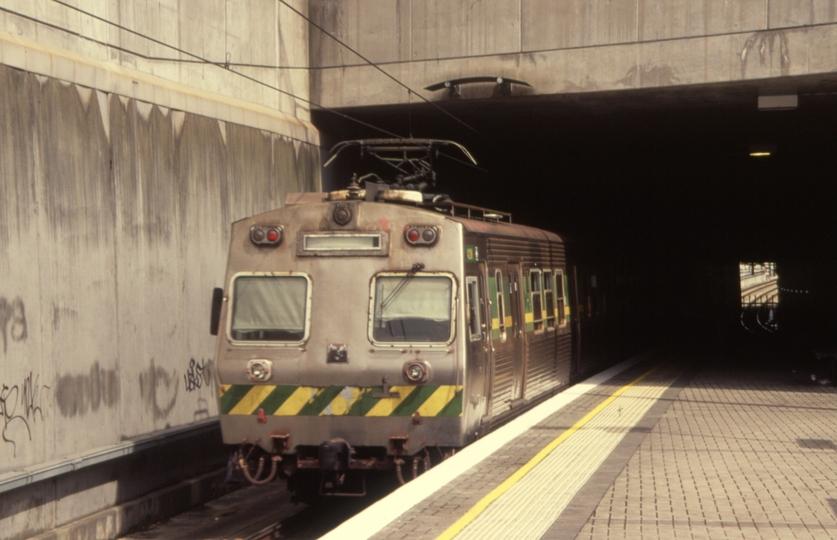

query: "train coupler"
xmin=318 ymin=437 xmax=353 ymax=471
xmin=319 ymin=471 xmax=366 ymax=497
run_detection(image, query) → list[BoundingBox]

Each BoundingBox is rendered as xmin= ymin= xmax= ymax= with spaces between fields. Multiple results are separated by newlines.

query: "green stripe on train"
xmin=219 ymin=384 xmax=463 ymax=417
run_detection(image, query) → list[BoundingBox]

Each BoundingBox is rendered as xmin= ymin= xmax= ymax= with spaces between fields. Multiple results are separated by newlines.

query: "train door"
xmin=508 ymin=264 xmax=527 ymax=404
xmin=486 ymin=264 xmax=526 ymax=416
xmin=465 ymin=264 xmax=490 ymax=417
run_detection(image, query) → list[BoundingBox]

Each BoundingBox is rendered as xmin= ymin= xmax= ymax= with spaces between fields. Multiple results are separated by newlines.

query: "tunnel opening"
xmin=739 ymin=262 xmax=778 ymax=337
xmin=313 ymin=78 xmax=837 ymax=366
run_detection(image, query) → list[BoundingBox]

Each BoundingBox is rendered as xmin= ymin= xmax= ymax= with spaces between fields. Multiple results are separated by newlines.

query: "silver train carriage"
xmin=210 ymin=140 xmax=577 ymax=498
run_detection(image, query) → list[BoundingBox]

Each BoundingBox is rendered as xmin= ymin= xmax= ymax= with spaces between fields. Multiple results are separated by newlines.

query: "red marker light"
xmin=251 ymin=225 xmax=283 ymax=246
xmin=405 ymin=225 xmax=438 ymax=246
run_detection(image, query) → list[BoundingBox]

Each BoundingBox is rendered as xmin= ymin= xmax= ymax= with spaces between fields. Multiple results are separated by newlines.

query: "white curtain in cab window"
xmin=375 ymin=276 xmax=452 ymax=322
xmin=232 ymin=276 xmax=307 ymax=332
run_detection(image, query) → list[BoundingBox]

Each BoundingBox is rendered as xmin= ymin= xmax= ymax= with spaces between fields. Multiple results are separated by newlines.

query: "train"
xmin=210 ymin=139 xmax=625 ymax=501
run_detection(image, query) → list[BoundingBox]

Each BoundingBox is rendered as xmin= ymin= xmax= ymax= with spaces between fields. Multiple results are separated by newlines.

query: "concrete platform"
xmin=323 ymin=352 xmax=837 ymax=539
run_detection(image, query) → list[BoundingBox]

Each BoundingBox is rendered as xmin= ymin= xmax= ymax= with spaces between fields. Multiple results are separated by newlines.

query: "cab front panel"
xmin=214 ymin=200 xmax=470 ymax=454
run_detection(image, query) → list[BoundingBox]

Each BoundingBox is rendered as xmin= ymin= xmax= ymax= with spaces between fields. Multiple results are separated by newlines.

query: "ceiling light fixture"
xmin=749 ymin=143 xmax=776 ymax=157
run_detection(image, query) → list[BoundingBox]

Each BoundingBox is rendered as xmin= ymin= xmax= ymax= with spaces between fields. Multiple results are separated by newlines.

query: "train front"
xmin=212 ymin=189 xmax=466 ymax=499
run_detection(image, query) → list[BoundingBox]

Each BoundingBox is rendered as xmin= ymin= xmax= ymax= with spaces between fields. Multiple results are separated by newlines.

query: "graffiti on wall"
xmin=194 ymin=397 xmax=210 ymax=421
xmin=1 ymin=372 xmax=50 ymax=457
xmin=139 ymin=359 xmax=179 ymax=420
xmin=0 ymin=296 xmax=27 ymax=354
xmin=184 ymin=358 xmax=212 ymax=393
xmin=0 ymin=296 xmax=42 ymax=456
xmin=185 ymin=358 xmax=214 ymax=420
xmin=55 ymin=362 xmax=120 ymax=418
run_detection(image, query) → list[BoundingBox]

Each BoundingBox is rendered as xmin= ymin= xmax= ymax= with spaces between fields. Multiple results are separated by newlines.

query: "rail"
xmin=740 ymin=282 xmax=779 ymax=334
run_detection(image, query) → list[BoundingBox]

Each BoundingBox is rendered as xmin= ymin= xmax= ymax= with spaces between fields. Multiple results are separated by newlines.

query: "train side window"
xmin=466 ymin=277 xmax=482 ymax=342
xmin=509 ymin=273 xmax=519 ymax=333
xmin=530 ymin=269 xmax=543 ymax=332
xmin=556 ymin=270 xmax=567 ymax=326
xmin=544 ymin=270 xmax=555 ymax=329
xmin=495 ymin=270 xmax=506 ymax=341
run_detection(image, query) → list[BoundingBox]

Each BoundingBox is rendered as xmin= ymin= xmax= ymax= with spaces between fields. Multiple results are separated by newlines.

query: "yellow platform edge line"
xmin=435 ymin=364 xmax=661 ymax=540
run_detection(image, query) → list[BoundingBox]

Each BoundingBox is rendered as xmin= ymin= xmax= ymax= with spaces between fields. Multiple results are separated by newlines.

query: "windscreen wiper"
xmin=379 ymin=263 xmax=425 ymax=313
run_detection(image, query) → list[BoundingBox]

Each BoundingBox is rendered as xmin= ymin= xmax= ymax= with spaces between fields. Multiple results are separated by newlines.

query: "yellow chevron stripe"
xmin=320 ymin=387 xmax=365 ymax=416
xmin=229 ymin=385 xmax=276 ymax=415
xmin=366 ymin=386 xmax=417 ymax=416
xmin=220 ymin=384 xmax=462 ymax=417
xmin=417 ymin=386 xmax=459 ymax=417
xmin=219 ymin=384 xmax=231 ymax=398
xmin=274 ymin=386 xmax=315 ymax=415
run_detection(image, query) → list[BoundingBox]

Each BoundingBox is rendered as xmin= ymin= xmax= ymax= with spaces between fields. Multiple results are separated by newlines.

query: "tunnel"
xmin=313 ymin=76 xmax=837 ymax=366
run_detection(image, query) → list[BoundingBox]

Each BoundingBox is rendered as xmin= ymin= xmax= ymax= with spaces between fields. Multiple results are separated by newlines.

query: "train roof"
xmin=446 ymin=214 xmax=562 ymax=243
xmin=283 ymin=191 xmax=563 ymax=244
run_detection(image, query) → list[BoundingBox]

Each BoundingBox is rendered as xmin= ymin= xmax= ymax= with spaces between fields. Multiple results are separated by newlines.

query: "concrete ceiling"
xmin=313 ymin=76 xmax=837 ymax=267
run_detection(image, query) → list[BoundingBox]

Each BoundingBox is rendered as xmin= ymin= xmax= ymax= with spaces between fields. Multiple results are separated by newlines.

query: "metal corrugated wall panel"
xmin=491 ymin=348 xmax=516 ymax=416
xmin=486 ymin=237 xmax=566 ymax=265
xmin=525 ymin=337 xmax=557 ymax=397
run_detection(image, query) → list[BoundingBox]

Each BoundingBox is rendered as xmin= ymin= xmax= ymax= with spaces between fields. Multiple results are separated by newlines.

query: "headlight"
xmin=403 ymin=361 xmax=430 ymax=383
xmin=246 ymin=359 xmax=273 ymax=382
xmin=332 ymin=203 xmax=353 ymax=225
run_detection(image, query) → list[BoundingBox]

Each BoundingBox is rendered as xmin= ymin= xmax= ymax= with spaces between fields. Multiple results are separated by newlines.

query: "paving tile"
xmin=577 ymin=364 xmax=837 ymax=540
xmin=367 ymin=358 xmax=837 ymax=540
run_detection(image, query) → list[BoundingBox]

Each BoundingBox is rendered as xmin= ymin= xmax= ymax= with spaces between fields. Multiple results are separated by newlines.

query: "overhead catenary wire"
xmin=0 ymin=7 xmax=324 ymax=152
xmin=0 ymin=6 xmax=307 ymax=72
xmin=436 ymin=151 xmax=489 ymax=173
xmin=47 ymin=0 xmax=404 ymax=139
xmin=24 ymin=2 xmax=488 ymax=175
xmin=275 ymin=0 xmax=484 ymax=138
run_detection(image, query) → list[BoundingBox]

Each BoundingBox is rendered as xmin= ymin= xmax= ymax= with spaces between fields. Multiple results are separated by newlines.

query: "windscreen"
xmin=372 ymin=275 xmax=453 ymax=343
xmin=230 ymin=275 xmax=308 ymax=342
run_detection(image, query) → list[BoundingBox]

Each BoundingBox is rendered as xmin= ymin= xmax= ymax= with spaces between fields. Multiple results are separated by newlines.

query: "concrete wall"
xmin=309 ymin=0 xmax=837 ymax=107
xmin=0 ymin=0 xmax=311 ymax=119
xmin=0 ymin=1 xmax=318 ymax=537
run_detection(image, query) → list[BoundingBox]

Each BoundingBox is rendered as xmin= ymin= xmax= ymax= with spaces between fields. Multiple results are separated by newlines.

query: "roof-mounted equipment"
xmin=325 ymin=139 xmax=476 ymax=195
xmin=424 ymin=76 xmax=532 ymax=98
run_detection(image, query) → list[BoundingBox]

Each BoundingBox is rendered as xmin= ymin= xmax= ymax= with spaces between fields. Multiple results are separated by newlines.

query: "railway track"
xmin=740 ymin=277 xmax=779 ymax=335
xmin=122 ymin=476 xmax=399 ymax=539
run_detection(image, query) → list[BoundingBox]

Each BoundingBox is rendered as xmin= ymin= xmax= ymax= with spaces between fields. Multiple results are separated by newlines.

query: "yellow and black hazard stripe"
xmin=219 ymin=384 xmax=463 ymax=417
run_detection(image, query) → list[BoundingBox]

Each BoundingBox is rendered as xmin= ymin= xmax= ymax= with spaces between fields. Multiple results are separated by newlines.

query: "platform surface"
xmin=323 ymin=352 xmax=837 ymax=539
